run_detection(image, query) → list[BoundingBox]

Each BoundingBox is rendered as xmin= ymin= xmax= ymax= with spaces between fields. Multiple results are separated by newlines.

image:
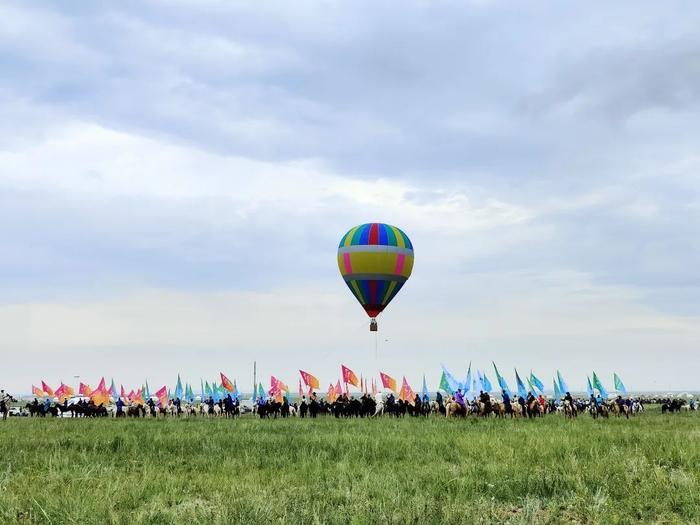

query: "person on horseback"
xmin=502 ymin=390 xmax=512 ymax=413
xmin=479 ymin=390 xmax=491 ymax=415
xmin=0 ymin=390 xmax=13 ymax=421
xmin=299 ymin=396 xmax=308 ymax=418
xmin=564 ymin=392 xmax=574 ymax=406
xmin=454 ymin=389 xmax=465 ymax=408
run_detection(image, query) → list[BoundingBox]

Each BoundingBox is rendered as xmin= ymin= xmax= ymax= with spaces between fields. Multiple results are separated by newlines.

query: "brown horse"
xmin=445 ymin=400 xmax=466 ymax=418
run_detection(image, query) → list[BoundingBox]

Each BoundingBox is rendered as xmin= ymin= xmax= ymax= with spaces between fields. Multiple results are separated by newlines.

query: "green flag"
xmin=438 ymin=371 xmax=453 ymax=394
xmin=613 ymin=373 xmax=627 ymax=395
xmin=592 ymin=372 xmax=608 ymax=399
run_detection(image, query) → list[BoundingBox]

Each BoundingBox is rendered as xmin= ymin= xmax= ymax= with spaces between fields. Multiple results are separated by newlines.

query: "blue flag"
xmin=557 ymin=371 xmax=569 ymax=395
xmin=463 ymin=363 xmax=473 ymax=398
xmin=482 ymin=372 xmax=493 ymax=393
xmin=530 ymin=372 xmax=544 ymax=394
xmin=258 ymin=383 xmax=267 ymax=402
xmin=441 ymin=365 xmax=461 ymax=393
xmin=110 ymin=379 xmax=119 ymax=399
xmin=515 ymin=369 xmax=527 ymax=399
xmin=553 ymin=379 xmax=561 ymax=404
xmin=586 ymin=376 xmax=594 ymax=397
xmin=614 ymin=373 xmax=627 ymax=395
xmin=492 ymin=362 xmax=512 ymax=397
xmin=232 ymin=380 xmax=239 ymax=399
xmin=145 ymin=380 xmax=151 ymax=399
xmin=421 ymin=375 xmax=429 ymax=401
xmin=174 ymin=374 xmax=183 ymax=400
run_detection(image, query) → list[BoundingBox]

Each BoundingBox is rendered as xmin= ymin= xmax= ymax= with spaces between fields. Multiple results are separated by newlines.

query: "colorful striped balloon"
xmin=337 ymin=223 xmax=414 ymax=323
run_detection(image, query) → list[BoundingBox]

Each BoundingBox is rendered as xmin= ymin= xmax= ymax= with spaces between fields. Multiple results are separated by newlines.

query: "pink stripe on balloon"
xmin=343 ymin=252 xmax=353 ymax=274
xmin=394 ymin=254 xmax=405 ymax=275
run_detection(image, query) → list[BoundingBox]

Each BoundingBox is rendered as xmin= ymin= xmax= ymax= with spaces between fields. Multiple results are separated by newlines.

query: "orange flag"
xmin=380 ymin=372 xmax=397 ymax=393
xmin=220 ymin=372 xmax=235 ymax=392
xmin=341 ymin=365 xmax=359 ymax=387
xmin=56 ymin=384 xmax=72 ymax=403
xmin=63 ymin=383 xmax=75 ymax=398
xmin=299 ymin=370 xmax=320 ymax=389
xmin=96 ymin=377 xmax=106 ymax=392
xmin=79 ymin=383 xmax=92 ymax=397
xmin=32 ymin=385 xmax=44 ymax=397
xmin=327 ymin=383 xmax=336 ymax=403
xmin=41 ymin=381 xmax=54 ymax=397
xmin=335 ymin=380 xmax=342 ymax=396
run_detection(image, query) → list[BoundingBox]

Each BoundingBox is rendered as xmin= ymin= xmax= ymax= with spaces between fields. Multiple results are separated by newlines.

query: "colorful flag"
xmin=79 ymin=383 xmax=92 ymax=397
xmin=120 ymin=385 xmax=127 ymax=400
xmin=492 ymin=362 xmax=512 ymax=397
xmin=90 ymin=381 xmax=109 ymax=406
xmin=175 ymin=374 xmax=184 ymax=399
xmin=399 ymin=377 xmax=415 ymax=405
xmin=379 ymin=372 xmax=397 ymax=392
xmin=586 ymin=376 xmax=594 ymax=397
xmin=515 ymin=369 xmax=527 ymax=399
xmin=592 ymin=372 xmax=608 ymax=399
xmin=132 ymin=389 xmax=144 ymax=404
xmin=144 ymin=380 xmax=151 ymax=400
xmin=327 ymin=383 xmax=336 ymax=403
xmin=614 ymin=373 xmax=627 ymax=395
xmin=482 ymin=372 xmax=493 ymax=393
xmin=155 ymin=386 xmax=168 ymax=407
xmin=31 ymin=385 xmax=44 ymax=397
xmin=185 ymin=383 xmax=194 ymax=401
xmin=41 ymin=381 xmax=54 ymax=397
xmin=421 ymin=375 xmax=429 ymax=401
xmin=530 ymin=372 xmax=544 ymax=394
xmin=258 ymin=383 xmax=267 ymax=402
xmin=205 ymin=381 xmax=212 ymax=398
xmin=438 ymin=371 xmax=453 ymax=394
xmin=299 ymin=370 xmax=320 ymax=390
xmin=219 ymin=372 xmax=234 ymax=393
xmin=334 ymin=379 xmax=343 ymax=397
xmin=556 ymin=371 xmax=569 ymax=394
xmin=341 ymin=365 xmax=359 ymax=387
xmin=269 ymin=376 xmax=281 ymax=395
xmin=371 ymin=378 xmax=377 ymax=396
xmin=96 ymin=377 xmax=106 ymax=392
xmin=440 ymin=365 xmax=461 ymax=393
xmin=553 ymin=378 xmax=562 ymax=404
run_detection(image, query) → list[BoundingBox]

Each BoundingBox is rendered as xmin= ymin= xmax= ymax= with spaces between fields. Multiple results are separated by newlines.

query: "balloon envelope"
xmin=337 ymin=223 xmax=414 ymax=318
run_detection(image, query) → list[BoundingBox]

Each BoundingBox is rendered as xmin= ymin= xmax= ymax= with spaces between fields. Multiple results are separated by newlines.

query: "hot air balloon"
xmin=337 ymin=223 xmax=414 ymax=331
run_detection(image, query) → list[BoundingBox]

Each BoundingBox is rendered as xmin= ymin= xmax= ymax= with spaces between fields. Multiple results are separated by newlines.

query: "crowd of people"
xmin=1 ymin=386 xmax=694 ymax=420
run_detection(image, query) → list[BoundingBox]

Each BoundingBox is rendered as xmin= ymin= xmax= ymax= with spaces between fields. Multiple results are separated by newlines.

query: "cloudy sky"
xmin=2 ymin=1 xmax=699 ymax=394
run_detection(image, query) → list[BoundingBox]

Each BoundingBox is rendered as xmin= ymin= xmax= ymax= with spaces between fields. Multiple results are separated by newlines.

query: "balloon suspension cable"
xmin=374 ymin=327 xmax=379 ymax=360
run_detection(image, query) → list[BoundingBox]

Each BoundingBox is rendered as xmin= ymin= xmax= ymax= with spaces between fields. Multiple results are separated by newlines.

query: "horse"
xmin=445 ymin=399 xmax=466 ymax=418
xmin=563 ymin=400 xmax=577 ymax=419
xmin=528 ymin=399 xmax=543 ymax=418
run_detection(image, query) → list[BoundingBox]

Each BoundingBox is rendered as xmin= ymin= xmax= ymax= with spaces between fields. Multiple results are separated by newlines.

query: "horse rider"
xmin=0 ymin=389 xmax=14 ymax=421
xmin=564 ymin=391 xmax=574 ymax=407
xmin=479 ymin=390 xmax=491 ymax=414
xmin=502 ymin=390 xmax=511 ymax=414
xmin=299 ymin=396 xmax=308 ymax=418
xmin=116 ymin=396 xmax=124 ymax=417
xmin=454 ymin=388 xmax=465 ymax=408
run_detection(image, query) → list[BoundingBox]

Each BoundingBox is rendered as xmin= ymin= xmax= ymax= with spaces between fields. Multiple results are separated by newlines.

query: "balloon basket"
xmin=369 ymin=318 xmax=378 ymax=332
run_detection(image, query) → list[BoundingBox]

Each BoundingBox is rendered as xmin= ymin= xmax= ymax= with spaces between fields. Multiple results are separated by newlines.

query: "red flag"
xmin=308 ymin=385 xmax=313 ymax=396
xmin=345 ymin=382 xmax=349 ymax=396
xmin=63 ymin=383 xmax=75 ymax=398
xmin=299 ymin=370 xmax=320 ymax=389
xmin=380 ymin=372 xmax=397 ymax=393
xmin=96 ymin=377 xmax=106 ymax=392
xmin=399 ymin=376 xmax=416 ymax=406
xmin=220 ymin=372 xmax=235 ymax=392
xmin=41 ymin=381 xmax=54 ymax=397
xmin=341 ymin=365 xmax=359 ymax=387
xmin=270 ymin=376 xmax=281 ymax=394
xmin=155 ymin=386 xmax=168 ymax=407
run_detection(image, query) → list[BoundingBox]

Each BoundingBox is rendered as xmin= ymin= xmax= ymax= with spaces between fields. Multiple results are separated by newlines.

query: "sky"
xmin=1 ymin=1 xmax=699 ymax=394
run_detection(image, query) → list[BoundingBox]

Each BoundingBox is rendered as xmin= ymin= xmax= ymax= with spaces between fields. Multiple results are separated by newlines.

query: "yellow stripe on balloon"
xmin=388 ymin=225 xmax=405 ymax=248
xmin=381 ymin=281 xmax=397 ymax=305
xmin=343 ymin=225 xmax=361 ymax=247
xmin=350 ymin=280 xmax=365 ymax=304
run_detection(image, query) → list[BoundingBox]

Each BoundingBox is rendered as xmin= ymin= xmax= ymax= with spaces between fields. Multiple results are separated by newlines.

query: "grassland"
xmin=1 ymin=408 xmax=699 ymax=524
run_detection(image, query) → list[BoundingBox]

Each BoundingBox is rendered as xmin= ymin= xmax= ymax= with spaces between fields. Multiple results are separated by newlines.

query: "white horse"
xmin=373 ymin=394 xmax=388 ymax=417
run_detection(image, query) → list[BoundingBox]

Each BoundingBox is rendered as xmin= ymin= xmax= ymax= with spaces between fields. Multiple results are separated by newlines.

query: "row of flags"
xmin=32 ymin=366 xmax=629 ymax=406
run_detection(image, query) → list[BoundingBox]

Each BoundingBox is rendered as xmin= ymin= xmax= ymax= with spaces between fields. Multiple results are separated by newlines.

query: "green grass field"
xmin=1 ymin=409 xmax=699 ymax=524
